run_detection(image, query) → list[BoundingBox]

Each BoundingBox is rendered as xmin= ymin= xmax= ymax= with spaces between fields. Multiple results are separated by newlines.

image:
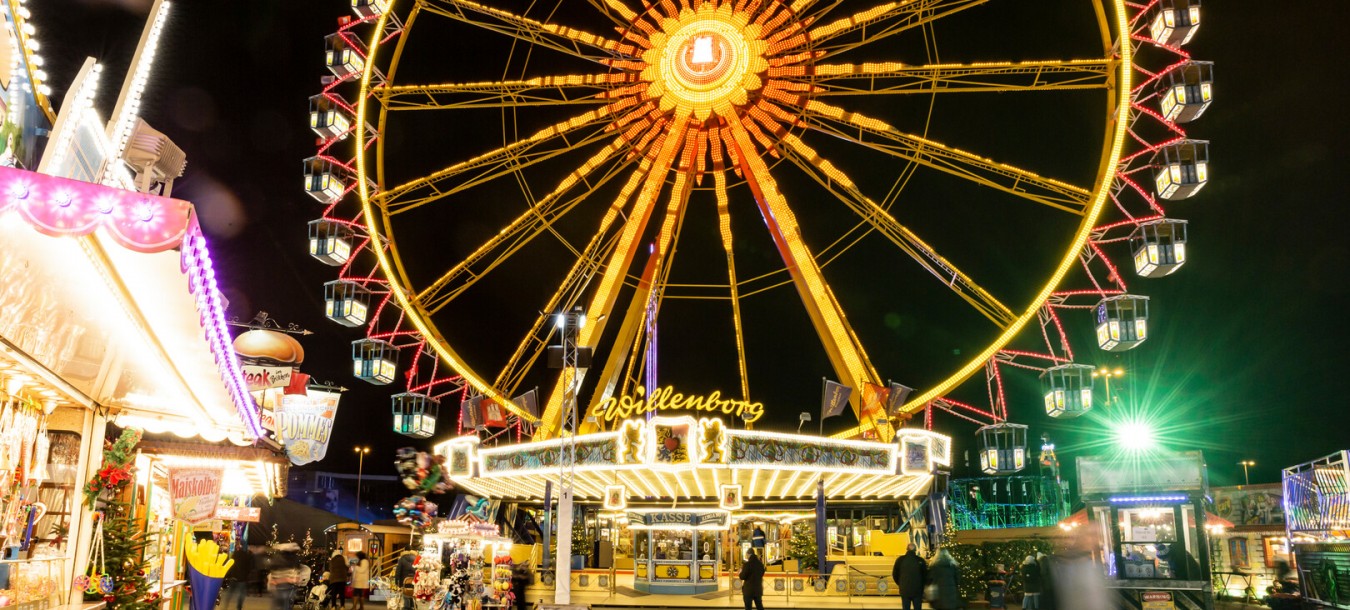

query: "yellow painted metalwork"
xmin=377 ymin=74 xmax=625 ymax=110
xmin=533 ymin=119 xmax=692 ymax=439
xmin=715 ymin=171 xmax=751 ymax=403
xmin=805 ymin=59 xmax=1112 ymax=95
xmin=780 ymin=134 xmax=1015 ymax=327
xmin=419 ymin=0 xmax=627 ymax=60
xmin=831 ymin=0 xmax=1135 ymax=435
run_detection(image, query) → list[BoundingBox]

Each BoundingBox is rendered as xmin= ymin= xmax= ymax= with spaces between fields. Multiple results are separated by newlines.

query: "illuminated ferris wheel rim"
xmin=347 ymin=0 xmax=1134 ymax=438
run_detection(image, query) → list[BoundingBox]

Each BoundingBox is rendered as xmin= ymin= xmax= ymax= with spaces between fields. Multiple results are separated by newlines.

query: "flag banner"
xmin=168 ymin=467 xmax=224 ymax=524
xmin=480 ymin=397 xmax=509 ymax=428
xmin=887 ymin=382 xmax=915 ymax=415
xmin=860 ymin=382 xmax=889 ymax=431
xmin=283 ymin=371 xmax=311 ymax=396
xmin=514 ymin=388 xmax=539 ymax=419
xmin=821 ymin=379 xmax=853 ymax=419
xmin=460 ymin=396 xmax=483 ymax=429
xmin=278 ymin=389 xmax=340 ymax=465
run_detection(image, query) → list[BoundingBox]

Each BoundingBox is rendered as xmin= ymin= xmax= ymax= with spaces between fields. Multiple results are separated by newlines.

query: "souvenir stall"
xmin=1075 ymin=451 xmax=1215 ymax=610
xmin=416 ymin=519 xmax=514 ymax=610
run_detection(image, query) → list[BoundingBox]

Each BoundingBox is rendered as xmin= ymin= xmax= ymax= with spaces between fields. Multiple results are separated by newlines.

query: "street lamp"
xmin=1091 ymin=367 xmax=1125 ymax=405
xmin=1239 ymin=460 xmax=1255 ymax=486
xmin=354 ymin=446 xmax=370 ymax=522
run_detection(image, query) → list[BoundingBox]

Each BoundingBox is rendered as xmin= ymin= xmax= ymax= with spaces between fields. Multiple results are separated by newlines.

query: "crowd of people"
xmin=212 ymin=543 xmax=374 ymax=610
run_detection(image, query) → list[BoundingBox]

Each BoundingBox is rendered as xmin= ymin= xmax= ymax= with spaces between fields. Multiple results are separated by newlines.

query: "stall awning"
xmin=0 ymin=166 xmax=262 ymax=440
xmin=1059 ymin=508 xmax=1236 ymax=531
xmin=138 ymin=437 xmax=288 ymax=498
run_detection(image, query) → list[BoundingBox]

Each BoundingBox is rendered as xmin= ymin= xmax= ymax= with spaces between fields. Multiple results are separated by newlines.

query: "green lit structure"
xmin=950 ymin=438 xmax=1071 ymax=530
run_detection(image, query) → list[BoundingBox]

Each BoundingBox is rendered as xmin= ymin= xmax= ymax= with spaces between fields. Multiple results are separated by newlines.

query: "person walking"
xmin=893 ymin=543 xmax=928 ymax=610
xmin=928 ymin=549 xmax=964 ymax=610
xmin=222 ymin=544 xmax=254 ymax=610
xmin=326 ymin=550 xmax=351 ymax=609
xmin=395 ymin=550 xmax=417 ymax=598
xmin=267 ymin=544 xmax=301 ymax=610
xmin=1020 ymin=555 xmax=1043 ymax=609
xmin=350 ymin=552 xmax=370 ymax=610
xmin=1036 ymin=551 xmax=1057 ymax=610
xmin=739 ymin=549 xmax=766 ymax=610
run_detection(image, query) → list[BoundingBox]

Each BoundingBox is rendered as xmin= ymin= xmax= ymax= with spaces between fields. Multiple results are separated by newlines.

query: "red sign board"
xmin=214 ymin=506 xmax=261 ymax=522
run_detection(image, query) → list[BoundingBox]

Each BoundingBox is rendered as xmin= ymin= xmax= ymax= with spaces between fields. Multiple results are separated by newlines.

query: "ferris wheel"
xmin=305 ymin=0 xmax=1213 ymax=460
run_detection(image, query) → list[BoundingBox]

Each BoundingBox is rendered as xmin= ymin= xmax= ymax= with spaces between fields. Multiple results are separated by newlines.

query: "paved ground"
xmin=233 ymin=592 xmax=1272 ymax=610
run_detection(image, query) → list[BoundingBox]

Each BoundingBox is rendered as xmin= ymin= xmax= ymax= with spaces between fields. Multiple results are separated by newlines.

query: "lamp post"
xmin=1091 ymin=367 xmax=1125 ymax=405
xmin=1239 ymin=460 xmax=1255 ymax=486
xmin=354 ymin=446 xmax=370 ymax=522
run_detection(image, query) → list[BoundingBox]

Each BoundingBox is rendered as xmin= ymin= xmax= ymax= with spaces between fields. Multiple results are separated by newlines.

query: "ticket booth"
xmin=1076 ymin=451 xmax=1215 ymax=610
xmin=630 ymin=509 xmax=725 ymax=594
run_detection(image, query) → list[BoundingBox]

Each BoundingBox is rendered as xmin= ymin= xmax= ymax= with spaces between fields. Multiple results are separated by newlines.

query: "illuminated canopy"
xmin=436 ymin=417 xmax=949 ymax=503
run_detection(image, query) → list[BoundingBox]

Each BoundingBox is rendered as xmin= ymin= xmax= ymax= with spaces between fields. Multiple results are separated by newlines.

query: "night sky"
xmin=32 ymin=0 xmax=1350 ymax=491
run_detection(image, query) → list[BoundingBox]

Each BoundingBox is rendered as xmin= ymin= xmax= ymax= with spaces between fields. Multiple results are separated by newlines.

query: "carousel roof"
xmin=435 ymin=415 xmax=950 ymax=503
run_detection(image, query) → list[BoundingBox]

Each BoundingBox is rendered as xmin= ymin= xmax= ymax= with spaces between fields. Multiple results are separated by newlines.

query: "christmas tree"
xmin=84 ymin=429 xmax=158 ymax=609
xmin=787 ymin=529 xmax=818 ymax=571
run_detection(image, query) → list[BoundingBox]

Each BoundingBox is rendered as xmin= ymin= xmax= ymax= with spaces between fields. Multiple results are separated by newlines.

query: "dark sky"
xmin=33 ymin=1 xmax=1350 ymax=490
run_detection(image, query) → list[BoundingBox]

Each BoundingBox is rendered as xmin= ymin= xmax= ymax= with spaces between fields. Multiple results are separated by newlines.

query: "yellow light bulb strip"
xmin=714 ymin=171 xmax=752 ymax=402
xmin=779 ymin=133 xmax=1015 ymax=327
xmin=378 ymin=73 xmax=628 ymax=110
xmin=804 ymin=59 xmax=1113 ymax=96
xmin=415 ymin=138 xmax=629 ymax=308
xmin=722 ymin=114 xmax=880 ymax=418
xmin=829 ymin=0 xmax=1135 ymax=437
xmin=420 ymin=0 xmax=629 ymax=60
xmin=377 ymin=107 xmax=613 ymax=212
xmin=808 ymin=0 xmax=988 ymax=61
xmin=534 ymin=118 xmax=691 ymax=439
xmin=802 ymin=99 xmax=1091 ymax=214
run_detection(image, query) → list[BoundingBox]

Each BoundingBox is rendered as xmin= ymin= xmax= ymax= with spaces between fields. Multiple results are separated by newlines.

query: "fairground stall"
xmin=1283 ymin=450 xmax=1350 ymax=610
xmin=1074 ymin=451 xmax=1215 ymax=610
xmin=1 ymin=1 xmax=277 ymax=608
xmin=411 ymin=517 xmax=515 ymax=610
xmin=436 ymin=415 xmax=950 ymax=601
xmin=1208 ymin=483 xmax=1289 ymax=602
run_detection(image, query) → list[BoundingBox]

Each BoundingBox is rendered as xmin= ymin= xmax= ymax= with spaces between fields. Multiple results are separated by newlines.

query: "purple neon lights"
xmin=180 ymin=219 xmax=265 ymax=438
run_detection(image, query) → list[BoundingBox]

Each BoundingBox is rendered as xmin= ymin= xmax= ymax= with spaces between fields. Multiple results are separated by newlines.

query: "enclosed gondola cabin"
xmin=309 ymin=94 xmax=352 ymax=140
xmin=1157 ymin=62 xmax=1214 ymax=124
xmin=1153 ymin=140 xmax=1209 ymax=201
xmin=308 ymin=219 xmax=355 ymax=266
xmin=352 ymin=338 xmax=398 ymax=385
xmin=325 ymin=280 xmax=372 ymax=327
xmin=304 ymin=157 xmax=345 ymax=204
xmin=1149 ymin=0 xmax=1202 ymax=47
xmin=392 ymin=392 xmax=438 ymax=438
xmin=1096 ymin=295 xmax=1150 ymax=352
xmin=1131 ymin=219 xmax=1189 ymax=278
xmin=977 ymin=423 xmax=1029 ymax=475
xmin=324 ymin=32 xmax=366 ymax=79
xmin=351 ymin=0 xmax=389 ymax=19
xmin=1041 ymin=364 xmax=1095 ymax=419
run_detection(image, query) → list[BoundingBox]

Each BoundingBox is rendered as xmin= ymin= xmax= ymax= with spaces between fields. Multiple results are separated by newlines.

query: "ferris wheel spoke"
xmin=585 ymin=163 xmax=697 ymax=420
xmin=806 ymin=0 xmax=989 ymax=60
xmin=417 ymin=141 xmax=636 ymax=314
xmin=779 ymin=134 xmax=1017 ymax=328
xmin=376 ymin=75 xmax=627 ymax=111
xmin=533 ymin=118 xmax=693 ymax=439
xmin=804 ymin=59 xmax=1113 ymax=96
xmin=375 ymin=109 xmax=615 ymax=215
xmin=801 ymin=100 xmax=1092 ymax=214
xmin=417 ymin=0 xmax=634 ymax=65
xmin=585 ymin=0 xmax=638 ymax=26
xmin=724 ymin=115 xmax=889 ymax=439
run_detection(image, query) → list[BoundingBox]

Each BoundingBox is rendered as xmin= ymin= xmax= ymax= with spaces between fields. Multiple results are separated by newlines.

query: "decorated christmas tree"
xmin=787 ymin=528 xmax=818 ymax=571
xmin=83 ymin=429 xmax=158 ymax=610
